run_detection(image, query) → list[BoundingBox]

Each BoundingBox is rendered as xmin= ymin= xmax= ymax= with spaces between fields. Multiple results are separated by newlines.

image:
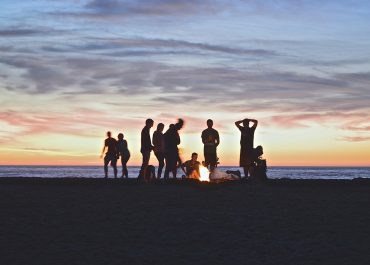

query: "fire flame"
xmin=198 ymin=165 xmax=210 ymax=182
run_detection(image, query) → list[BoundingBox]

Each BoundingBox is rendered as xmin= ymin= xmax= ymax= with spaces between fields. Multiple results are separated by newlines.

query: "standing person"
xmin=153 ymin=123 xmax=165 ymax=179
xmin=235 ymin=118 xmax=258 ymax=178
xmin=164 ymin=119 xmax=184 ymax=179
xmin=117 ymin=133 xmax=130 ymax=178
xmin=139 ymin=119 xmax=154 ymax=181
xmin=100 ymin=131 xmax=118 ymax=178
xmin=201 ymin=119 xmax=220 ymax=171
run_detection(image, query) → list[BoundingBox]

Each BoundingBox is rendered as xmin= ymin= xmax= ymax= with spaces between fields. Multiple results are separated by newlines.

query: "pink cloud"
xmin=0 ymin=108 xmax=143 ymax=138
xmin=267 ymin=112 xmax=369 ymax=129
xmin=340 ymin=136 xmax=370 ymax=142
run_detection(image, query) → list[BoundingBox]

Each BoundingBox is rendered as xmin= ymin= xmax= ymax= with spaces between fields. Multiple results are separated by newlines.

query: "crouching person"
xmin=181 ymin=153 xmax=201 ymax=179
xmin=145 ymin=165 xmax=156 ymax=181
xmin=250 ymin=145 xmax=268 ymax=181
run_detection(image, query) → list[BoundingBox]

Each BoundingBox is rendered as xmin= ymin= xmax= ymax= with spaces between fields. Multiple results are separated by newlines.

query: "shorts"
xmin=104 ymin=153 xmax=117 ymax=167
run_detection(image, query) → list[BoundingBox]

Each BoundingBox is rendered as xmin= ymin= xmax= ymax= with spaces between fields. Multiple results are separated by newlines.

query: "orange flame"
xmin=198 ymin=165 xmax=210 ymax=182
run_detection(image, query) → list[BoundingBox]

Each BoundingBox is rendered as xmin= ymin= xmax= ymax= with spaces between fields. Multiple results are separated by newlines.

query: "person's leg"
xmin=243 ymin=166 xmax=249 ymax=178
xmin=155 ymin=152 xmax=164 ymax=179
xmin=120 ymin=156 xmax=124 ymax=177
xmin=164 ymin=153 xmax=174 ymax=179
xmin=104 ymin=155 xmax=109 ymax=178
xmin=138 ymin=151 xmax=148 ymax=180
xmin=122 ymin=155 xmax=130 ymax=178
xmin=172 ymin=152 xmax=180 ymax=179
xmin=248 ymin=164 xmax=254 ymax=178
xmin=142 ymin=151 xmax=150 ymax=181
xmin=209 ymin=152 xmax=217 ymax=171
xmin=111 ymin=158 xmax=117 ymax=178
xmin=204 ymin=152 xmax=210 ymax=169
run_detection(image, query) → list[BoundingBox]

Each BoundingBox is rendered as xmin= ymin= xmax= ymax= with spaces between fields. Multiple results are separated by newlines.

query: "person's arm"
xmin=249 ymin=119 xmax=258 ymax=129
xmin=145 ymin=129 xmax=153 ymax=151
xmin=235 ymin=120 xmax=243 ymax=130
xmin=176 ymin=132 xmax=180 ymax=145
xmin=201 ymin=130 xmax=207 ymax=144
xmin=115 ymin=140 xmax=119 ymax=159
xmin=180 ymin=162 xmax=187 ymax=175
xmin=148 ymin=131 xmax=154 ymax=150
xmin=215 ymin=130 xmax=220 ymax=146
xmin=100 ymin=140 xmax=106 ymax=158
xmin=123 ymin=140 xmax=128 ymax=150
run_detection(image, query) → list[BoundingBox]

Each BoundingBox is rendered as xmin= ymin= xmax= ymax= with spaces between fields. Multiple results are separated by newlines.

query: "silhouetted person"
xmin=117 ymin=133 xmax=130 ymax=178
xmin=181 ymin=152 xmax=200 ymax=179
xmin=164 ymin=119 xmax=184 ymax=179
xmin=139 ymin=119 xmax=154 ymax=181
xmin=145 ymin=165 xmax=156 ymax=181
xmin=201 ymin=119 xmax=220 ymax=171
xmin=100 ymin=131 xmax=118 ymax=178
xmin=235 ymin=118 xmax=258 ymax=178
xmin=153 ymin=123 xmax=165 ymax=179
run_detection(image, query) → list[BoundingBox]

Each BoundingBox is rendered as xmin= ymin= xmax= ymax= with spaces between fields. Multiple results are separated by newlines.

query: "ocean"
xmin=0 ymin=166 xmax=369 ymax=179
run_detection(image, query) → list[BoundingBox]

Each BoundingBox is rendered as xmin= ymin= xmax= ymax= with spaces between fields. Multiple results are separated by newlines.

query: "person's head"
xmin=175 ymin=118 xmax=184 ymax=130
xmin=243 ymin=119 xmax=249 ymax=127
xmin=207 ymin=119 xmax=213 ymax=128
xmin=191 ymin=152 xmax=198 ymax=161
xmin=107 ymin=131 xmax=111 ymax=138
xmin=118 ymin=133 xmax=124 ymax=140
xmin=157 ymin=123 xmax=164 ymax=132
xmin=146 ymin=118 xmax=154 ymax=128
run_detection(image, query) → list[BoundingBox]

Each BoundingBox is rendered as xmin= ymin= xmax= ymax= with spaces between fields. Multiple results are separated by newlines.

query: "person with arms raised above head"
xmin=235 ymin=118 xmax=258 ymax=179
xmin=117 ymin=132 xmax=130 ymax=178
xmin=100 ymin=131 xmax=118 ymax=178
xmin=139 ymin=119 xmax=154 ymax=181
xmin=201 ymin=119 xmax=220 ymax=171
xmin=153 ymin=123 xmax=165 ymax=179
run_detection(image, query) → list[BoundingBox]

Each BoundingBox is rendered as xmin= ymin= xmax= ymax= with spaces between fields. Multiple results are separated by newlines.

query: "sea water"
xmin=0 ymin=166 xmax=369 ymax=179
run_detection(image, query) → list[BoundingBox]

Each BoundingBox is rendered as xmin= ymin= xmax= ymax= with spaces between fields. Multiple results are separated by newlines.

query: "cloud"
xmin=340 ymin=136 xmax=370 ymax=142
xmin=1 ymin=53 xmax=370 ymax=116
xmin=108 ymin=38 xmax=276 ymax=56
xmin=40 ymin=37 xmax=276 ymax=57
xmin=78 ymin=0 xmax=225 ymax=18
xmin=0 ymin=108 xmax=143 ymax=138
xmin=266 ymin=112 xmax=369 ymax=128
xmin=48 ymin=0 xmax=226 ymax=21
xmin=0 ymin=29 xmax=43 ymax=37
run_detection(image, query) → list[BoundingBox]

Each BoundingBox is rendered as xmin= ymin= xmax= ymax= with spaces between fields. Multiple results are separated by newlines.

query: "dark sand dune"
xmin=1 ymin=178 xmax=370 ymax=265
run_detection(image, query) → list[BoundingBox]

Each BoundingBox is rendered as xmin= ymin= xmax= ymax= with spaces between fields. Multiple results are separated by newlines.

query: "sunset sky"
xmin=0 ymin=0 xmax=369 ymax=166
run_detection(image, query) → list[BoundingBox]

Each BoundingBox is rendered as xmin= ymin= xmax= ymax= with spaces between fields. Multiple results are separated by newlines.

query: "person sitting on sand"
xmin=117 ymin=133 xmax=130 ymax=178
xmin=145 ymin=165 xmax=156 ymax=181
xmin=235 ymin=118 xmax=258 ymax=178
xmin=101 ymin=131 xmax=118 ymax=178
xmin=181 ymin=153 xmax=201 ymax=179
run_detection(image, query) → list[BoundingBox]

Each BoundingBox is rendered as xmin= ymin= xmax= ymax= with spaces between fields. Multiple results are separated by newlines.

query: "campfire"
xmin=198 ymin=165 xmax=210 ymax=182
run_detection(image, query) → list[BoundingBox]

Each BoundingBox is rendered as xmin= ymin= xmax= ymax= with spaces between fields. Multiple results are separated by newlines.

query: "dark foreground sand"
xmin=1 ymin=178 xmax=370 ymax=265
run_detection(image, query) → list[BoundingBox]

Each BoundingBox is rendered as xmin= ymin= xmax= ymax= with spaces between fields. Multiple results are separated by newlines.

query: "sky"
xmin=0 ymin=0 xmax=369 ymax=166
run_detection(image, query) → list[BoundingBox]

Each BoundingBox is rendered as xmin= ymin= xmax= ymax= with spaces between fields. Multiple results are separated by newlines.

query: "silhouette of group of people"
xmin=101 ymin=117 xmax=260 ymax=180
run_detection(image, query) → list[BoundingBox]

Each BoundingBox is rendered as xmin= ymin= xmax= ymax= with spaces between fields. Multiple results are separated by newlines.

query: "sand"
xmin=1 ymin=178 xmax=370 ymax=265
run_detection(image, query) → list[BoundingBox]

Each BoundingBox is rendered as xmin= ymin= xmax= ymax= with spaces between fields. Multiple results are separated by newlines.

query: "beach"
xmin=1 ymin=178 xmax=370 ymax=265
